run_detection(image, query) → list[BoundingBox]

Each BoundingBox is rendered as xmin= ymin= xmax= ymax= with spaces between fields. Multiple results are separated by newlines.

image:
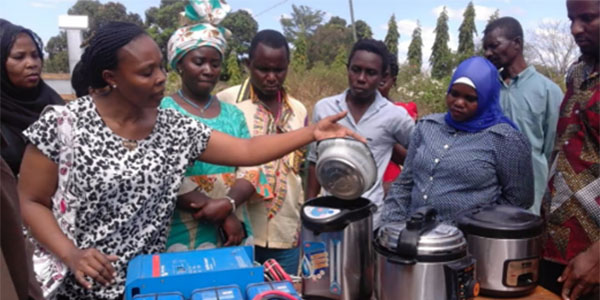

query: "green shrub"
xmin=393 ymin=64 xmax=451 ymax=117
xmin=166 ymin=71 xmax=181 ymax=95
xmin=284 ymin=61 xmax=348 ymax=115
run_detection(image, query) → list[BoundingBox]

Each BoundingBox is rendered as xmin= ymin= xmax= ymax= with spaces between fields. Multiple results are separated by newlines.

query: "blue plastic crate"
xmin=125 ymin=246 xmax=263 ymax=300
xmin=191 ymin=285 xmax=244 ymax=300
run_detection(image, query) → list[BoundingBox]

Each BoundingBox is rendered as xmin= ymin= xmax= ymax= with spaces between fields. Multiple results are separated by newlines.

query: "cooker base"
xmin=479 ymin=287 xmax=536 ymax=298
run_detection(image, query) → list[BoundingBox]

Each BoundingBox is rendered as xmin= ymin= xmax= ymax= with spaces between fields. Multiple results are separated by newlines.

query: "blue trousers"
xmin=255 ymin=246 xmax=300 ymax=276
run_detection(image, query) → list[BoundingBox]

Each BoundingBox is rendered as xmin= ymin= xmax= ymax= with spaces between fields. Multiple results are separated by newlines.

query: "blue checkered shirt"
xmin=382 ymin=114 xmax=534 ymax=224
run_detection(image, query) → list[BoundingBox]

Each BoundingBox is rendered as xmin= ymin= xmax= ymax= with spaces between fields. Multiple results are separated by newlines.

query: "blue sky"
xmin=4 ymin=0 xmax=570 ymax=67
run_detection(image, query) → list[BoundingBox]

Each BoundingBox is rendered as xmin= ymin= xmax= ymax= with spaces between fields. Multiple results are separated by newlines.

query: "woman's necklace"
xmin=122 ymin=139 xmax=138 ymax=151
xmin=178 ymin=89 xmax=214 ymax=115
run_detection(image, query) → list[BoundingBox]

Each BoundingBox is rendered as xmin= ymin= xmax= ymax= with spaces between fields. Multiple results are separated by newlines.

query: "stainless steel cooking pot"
xmin=315 ymin=138 xmax=377 ymax=200
xmin=374 ymin=207 xmax=479 ymax=300
xmin=457 ymin=205 xmax=543 ymax=297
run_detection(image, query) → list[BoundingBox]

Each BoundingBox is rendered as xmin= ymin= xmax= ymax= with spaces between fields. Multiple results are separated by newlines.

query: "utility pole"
xmin=348 ymin=0 xmax=357 ymax=42
xmin=58 ymin=15 xmax=88 ymax=74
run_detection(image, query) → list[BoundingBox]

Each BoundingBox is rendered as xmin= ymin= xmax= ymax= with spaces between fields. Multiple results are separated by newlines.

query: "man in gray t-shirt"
xmin=306 ymin=39 xmax=414 ymax=229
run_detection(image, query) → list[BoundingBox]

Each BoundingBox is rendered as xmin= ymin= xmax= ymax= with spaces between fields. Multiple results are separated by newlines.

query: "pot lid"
xmin=316 ymin=158 xmax=365 ymax=200
xmin=456 ymin=205 xmax=544 ymax=239
xmin=377 ymin=222 xmax=467 ymax=258
xmin=316 ymin=138 xmax=377 ymax=200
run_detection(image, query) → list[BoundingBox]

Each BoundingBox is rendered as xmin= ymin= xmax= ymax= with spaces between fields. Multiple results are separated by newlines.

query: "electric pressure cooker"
xmin=301 ymin=196 xmax=376 ymax=300
xmin=374 ymin=207 xmax=479 ymax=300
xmin=457 ymin=205 xmax=543 ymax=297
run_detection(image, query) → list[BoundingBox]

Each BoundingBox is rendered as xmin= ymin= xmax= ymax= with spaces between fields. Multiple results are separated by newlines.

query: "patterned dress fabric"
xmin=543 ymin=60 xmax=599 ymax=264
xmin=161 ymin=96 xmax=269 ymax=251
xmin=218 ymin=85 xmax=308 ymax=249
xmin=167 ymin=0 xmax=231 ymax=70
xmin=23 ymin=96 xmax=211 ymax=299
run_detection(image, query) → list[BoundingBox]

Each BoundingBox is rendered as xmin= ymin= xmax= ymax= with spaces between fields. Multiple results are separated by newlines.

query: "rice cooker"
xmin=374 ymin=207 xmax=479 ymax=300
xmin=457 ymin=205 xmax=543 ymax=297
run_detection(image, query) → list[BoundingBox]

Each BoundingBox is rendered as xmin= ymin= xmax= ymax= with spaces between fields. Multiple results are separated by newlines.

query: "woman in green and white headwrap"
xmin=162 ymin=0 xmax=272 ymax=251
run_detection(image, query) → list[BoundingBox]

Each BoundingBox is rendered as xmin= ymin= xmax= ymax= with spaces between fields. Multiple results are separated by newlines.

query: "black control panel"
xmin=444 ymin=257 xmax=479 ymax=300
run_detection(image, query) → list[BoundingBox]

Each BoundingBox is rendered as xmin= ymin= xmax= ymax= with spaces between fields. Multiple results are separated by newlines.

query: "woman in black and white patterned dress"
xmin=18 ymin=22 xmax=360 ymax=300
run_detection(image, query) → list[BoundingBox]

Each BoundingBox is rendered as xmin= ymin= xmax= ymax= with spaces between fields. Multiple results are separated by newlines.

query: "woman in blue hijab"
xmin=382 ymin=56 xmax=533 ymax=224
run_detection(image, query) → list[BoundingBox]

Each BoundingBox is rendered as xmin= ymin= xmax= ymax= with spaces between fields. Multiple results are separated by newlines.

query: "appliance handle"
xmin=396 ymin=207 xmax=438 ymax=259
xmin=407 ymin=206 xmax=437 ymax=230
xmin=386 ymin=255 xmax=416 ymax=265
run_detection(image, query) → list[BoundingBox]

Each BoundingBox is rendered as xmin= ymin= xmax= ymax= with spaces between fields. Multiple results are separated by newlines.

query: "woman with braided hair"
xmin=18 ymin=14 xmax=362 ymax=300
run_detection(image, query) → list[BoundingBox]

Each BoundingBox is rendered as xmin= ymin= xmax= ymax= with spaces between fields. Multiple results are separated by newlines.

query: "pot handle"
xmin=395 ymin=207 xmax=438 ymax=259
xmin=387 ymin=254 xmax=416 ymax=265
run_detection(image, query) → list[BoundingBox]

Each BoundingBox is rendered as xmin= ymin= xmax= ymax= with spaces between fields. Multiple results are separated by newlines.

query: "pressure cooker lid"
xmin=456 ymin=205 xmax=544 ymax=239
xmin=377 ymin=208 xmax=467 ymax=261
xmin=378 ymin=222 xmax=466 ymax=257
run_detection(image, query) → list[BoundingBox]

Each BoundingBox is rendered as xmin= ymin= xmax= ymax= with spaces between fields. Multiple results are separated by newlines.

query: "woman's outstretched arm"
xmin=200 ymin=111 xmax=365 ymax=166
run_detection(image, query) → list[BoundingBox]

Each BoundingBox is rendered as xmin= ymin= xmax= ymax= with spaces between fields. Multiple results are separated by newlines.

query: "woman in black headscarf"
xmin=0 ymin=19 xmax=63 ymax=175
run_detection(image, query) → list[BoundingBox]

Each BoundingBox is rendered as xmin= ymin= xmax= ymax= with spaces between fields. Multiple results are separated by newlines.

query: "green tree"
xmin=331 ymin=45 xmax=348 ymax=70
xmin=327 ymin=16 xmax=347 ymax=28
xmin=221 ymin=10 xmax=258 ymax=55
xmin=291 ymin=34 xmax=309 ymax=72
xmin=145 ymin=0 xmax=187 ymax=60
xmin=354 ymin=20 xmax=373 ymax=40
xmin=225 ymin=51 xmax=243 ymax=85
xmin=280 ymin=5 xmax=325 ymax=43
xmin=407 ymin=21 xmax=423 ymax=74
xmin=430 ymin=7 xmax=452 ymax=79
xmin=69 ymin=0 xmax=143 ymax=39
xmin=219 ymin=10 xmax=258 ymax=80
xmin=384 ymin=14 xmax=399 ymax=56
xmin=487 ymin=9 xmax=500 ymax=25
xmin=43 ymin=32 xmax=69 ymax=73
xmin=457 ymin=1 xmax=477 ymax=59
xmin=307 ymin=17 xmax=353 ymax=66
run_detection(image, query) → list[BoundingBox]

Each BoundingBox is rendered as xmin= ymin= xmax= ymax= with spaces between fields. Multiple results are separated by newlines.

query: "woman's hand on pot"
xmin=192 ymin=197 xmax=232 ymax=223
xmin=314 ymin=111 xmax=366 ymax=143
xmin=64 ymin=247 xmax=119 ymax=289
xmin=221 ymin=214 xmax=244 ymax=246
xmin=559 ymin=241 xmax=600 ymax=300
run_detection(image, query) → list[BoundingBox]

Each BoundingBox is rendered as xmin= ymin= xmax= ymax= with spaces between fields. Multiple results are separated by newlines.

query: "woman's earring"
xmin=112 ymin=84 xmax=117 ymax=89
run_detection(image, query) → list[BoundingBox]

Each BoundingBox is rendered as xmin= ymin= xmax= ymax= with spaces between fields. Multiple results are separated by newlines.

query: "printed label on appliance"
xmin=503 ymin=257 xmax=539 ymax=287
xmin=301 ymin=241 xmax=329 ymax=280
xmin=303 ymin=206 xmax=341 ymax=219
